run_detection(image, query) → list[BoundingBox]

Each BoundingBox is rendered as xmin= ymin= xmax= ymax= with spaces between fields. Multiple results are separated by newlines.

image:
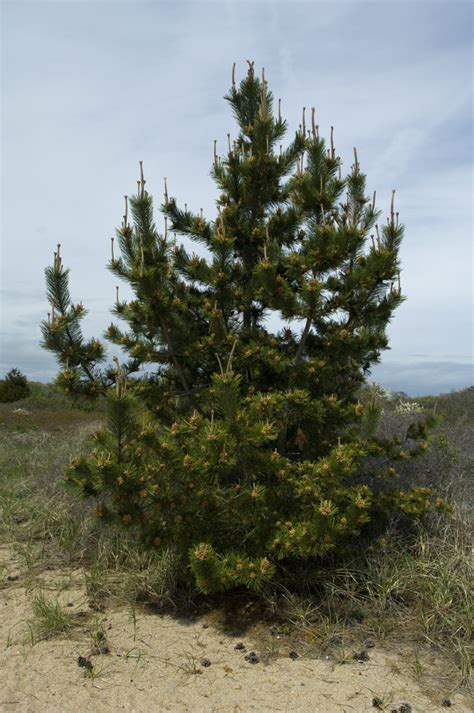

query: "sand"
xmin=0 ymin=548 xmax=472 ymax=713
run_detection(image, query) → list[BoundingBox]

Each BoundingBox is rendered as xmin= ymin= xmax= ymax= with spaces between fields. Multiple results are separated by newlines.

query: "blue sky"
xmin=1 ymin=0 xmax=473 ymax=395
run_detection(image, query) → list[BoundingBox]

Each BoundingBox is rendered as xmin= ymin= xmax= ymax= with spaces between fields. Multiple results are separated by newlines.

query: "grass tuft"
xmin=28 ymin=591 xmax=76 ymax=643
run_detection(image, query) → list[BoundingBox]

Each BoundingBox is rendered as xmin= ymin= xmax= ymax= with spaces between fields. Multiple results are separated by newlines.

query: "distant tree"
xmin=41 ymin=62 xmax=442 ymax=594
xmin=0 ymin=368 xmax=31 ymax=402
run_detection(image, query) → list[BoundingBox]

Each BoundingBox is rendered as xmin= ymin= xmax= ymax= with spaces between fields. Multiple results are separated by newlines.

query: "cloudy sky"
xmin=1 ymin=0 xmax=472 ymax=395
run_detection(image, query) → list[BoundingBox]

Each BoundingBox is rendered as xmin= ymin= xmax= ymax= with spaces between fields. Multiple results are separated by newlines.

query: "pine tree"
xmin=0 ymin=368 xmax=31 ymax=402
xmin=41 ymin=62 xmax=442 ymax=593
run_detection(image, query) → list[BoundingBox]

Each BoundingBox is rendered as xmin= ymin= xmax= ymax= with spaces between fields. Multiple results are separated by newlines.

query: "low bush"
xmin=0 ymin=368 xmax=31 ymax=403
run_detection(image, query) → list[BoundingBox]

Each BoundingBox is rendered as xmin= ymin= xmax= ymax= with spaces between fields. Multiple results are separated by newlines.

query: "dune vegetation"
xmin=0 ymin=382 xmax=472 ymax=709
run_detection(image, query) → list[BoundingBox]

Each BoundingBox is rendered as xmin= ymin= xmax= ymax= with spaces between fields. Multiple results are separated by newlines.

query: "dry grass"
xmin=274 ymin=511 xmax=472 ymax=684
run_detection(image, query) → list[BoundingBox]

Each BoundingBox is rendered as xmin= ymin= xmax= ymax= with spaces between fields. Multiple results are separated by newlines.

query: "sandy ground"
xmin=0 ymin=549 xmax=472 ymax=713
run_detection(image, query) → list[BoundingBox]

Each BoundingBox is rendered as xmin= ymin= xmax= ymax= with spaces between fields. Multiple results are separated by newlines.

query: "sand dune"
xmin=1 ymin=549 xmax=471 ymax=713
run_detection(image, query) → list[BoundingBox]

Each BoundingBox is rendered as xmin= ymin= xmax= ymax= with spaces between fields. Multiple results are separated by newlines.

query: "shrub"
xmin=395 ymin=399 xmax=424 ymax=415
xmin=42 ymin=63 xmax=445 ymax=594
xmin=0 ymin=368 xmax=31 ymax=403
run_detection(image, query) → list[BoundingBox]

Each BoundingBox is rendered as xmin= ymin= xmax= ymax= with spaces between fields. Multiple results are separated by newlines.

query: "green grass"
xmin=28 ymin=591 xmax=77 ymax=643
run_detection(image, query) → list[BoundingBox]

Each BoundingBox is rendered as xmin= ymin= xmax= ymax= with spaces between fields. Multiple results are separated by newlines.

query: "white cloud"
xmin=1 ymin=0 xmax=472 ymax=392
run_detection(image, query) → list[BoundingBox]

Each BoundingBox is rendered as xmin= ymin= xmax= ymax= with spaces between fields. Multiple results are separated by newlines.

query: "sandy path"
xmin=0 ymin=551 xmax=471 ymax=713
